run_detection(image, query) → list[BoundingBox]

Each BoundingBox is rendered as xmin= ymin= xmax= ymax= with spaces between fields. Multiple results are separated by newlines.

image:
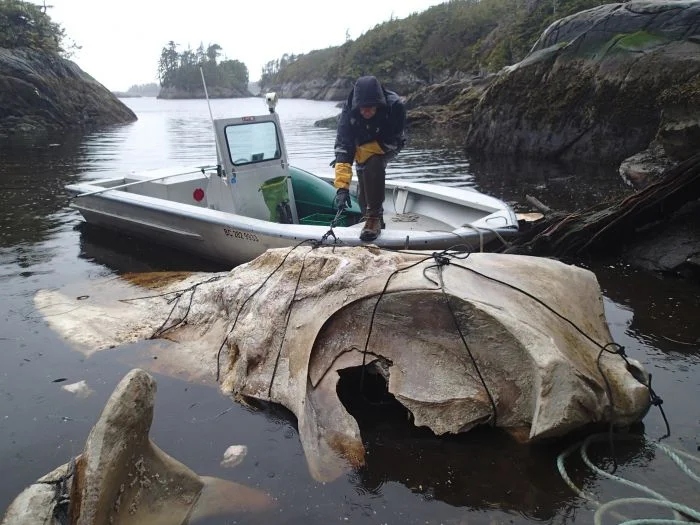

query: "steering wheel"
xmin=233 ymin=158 xmax=248 ymax=164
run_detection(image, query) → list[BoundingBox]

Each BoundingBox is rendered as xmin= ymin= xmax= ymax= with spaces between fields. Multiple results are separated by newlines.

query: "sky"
xmin=46 ymin=0 xmax=446 ymax=92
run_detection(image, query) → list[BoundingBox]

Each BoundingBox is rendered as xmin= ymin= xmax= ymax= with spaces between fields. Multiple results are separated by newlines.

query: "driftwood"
xmin=505 ymin=152 xmax=700 ymax=257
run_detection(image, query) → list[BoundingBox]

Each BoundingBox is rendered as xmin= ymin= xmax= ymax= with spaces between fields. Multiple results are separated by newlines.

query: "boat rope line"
xmin=421 ymin=253 xmax=672 ymax=443
xmin=316 ymin=208 xmax=348 ymax=247
xmin=147 ymin=275 xmax=227 ymax=339
xmin=557 ymin=433 xmax=700 ymax=525
xmin=34 ymin=456 xmax=75 ymax=522
xmin=266 ymin=245 xmax=313 ymax=399
xmin=424 ymin=250 xmax=499 ymax=426
xmin=375 ymin=244 xmax=671 ymax=448
xmin=215 ymin=238 xmax=317 ymax=382
xmin=356 ymin=248 xmax=499 ymax=423
xmin=458 ymin=223 xmax=512 ymax=252
xmin=358 ymin=254 xmax=435 ymax=395
xmin=118 ymin=274 xmax=226 ymax=337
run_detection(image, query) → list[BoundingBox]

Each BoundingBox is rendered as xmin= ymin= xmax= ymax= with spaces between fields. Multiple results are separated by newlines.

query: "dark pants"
xmin=356 ymin=154 xmax=388 ymax=218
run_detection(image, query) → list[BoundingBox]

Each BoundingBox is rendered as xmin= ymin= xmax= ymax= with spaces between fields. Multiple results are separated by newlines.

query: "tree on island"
xmin=157 ymin=41 xmax=248 ymax=92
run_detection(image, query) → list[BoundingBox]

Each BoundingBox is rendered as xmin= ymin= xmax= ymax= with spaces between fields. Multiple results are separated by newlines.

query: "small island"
xmin=156 ymin=42 xmax=252 ymax=99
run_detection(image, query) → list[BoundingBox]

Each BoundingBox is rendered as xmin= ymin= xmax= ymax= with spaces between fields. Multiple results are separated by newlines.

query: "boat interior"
xmin=81 ymin=167 xmax=508 ymax=234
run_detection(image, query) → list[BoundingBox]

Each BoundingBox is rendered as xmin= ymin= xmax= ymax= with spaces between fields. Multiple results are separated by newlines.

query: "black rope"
xmin=375 ymin=243 xmax=671 ymax=445
xmin=647 ymin=373 xmax=671 ymax=440
xmin=355 ymin=247 xmax=498 ymax=424
xmin=117 ymin=274 xmax=226 ymax=340
xmin=315 ymin=208 xmax=348 ymax=247
xmin=428 ymin=252 xmax=498 ymax=426
xmin=359 ymin=255 xmax=435 ymax=393
xmin=267 ymin=246 xmax=312 ymax=398
xmin=215 ymin=239 xmax=316 ymax=382
xmin=310 ymin=346 xmax=394 ymax=389
xmin=442 ymin=257 xmax=671 ymax=441
xmin=597 ymin=344 xmax=621 ymax=473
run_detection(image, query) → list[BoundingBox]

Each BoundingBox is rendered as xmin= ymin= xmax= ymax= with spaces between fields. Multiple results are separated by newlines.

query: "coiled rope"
xmin=557 ymin=433 xmax=700 ymax=525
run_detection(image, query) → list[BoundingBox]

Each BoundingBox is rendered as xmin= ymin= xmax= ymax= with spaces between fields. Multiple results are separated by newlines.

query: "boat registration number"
xmin=223 ymin=228 xmax=259 ymax=242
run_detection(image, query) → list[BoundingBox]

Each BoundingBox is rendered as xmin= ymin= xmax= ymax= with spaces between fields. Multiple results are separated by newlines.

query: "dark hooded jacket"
xmin=334 ymin=76 xmax=406 ymax=165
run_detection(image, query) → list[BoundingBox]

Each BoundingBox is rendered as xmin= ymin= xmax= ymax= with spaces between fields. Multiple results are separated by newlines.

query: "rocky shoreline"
xmin=0 ymin=48 xmax=136 ymax=137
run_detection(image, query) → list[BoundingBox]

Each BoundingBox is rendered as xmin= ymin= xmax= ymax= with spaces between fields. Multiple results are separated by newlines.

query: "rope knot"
xmin=650 ymin=391 xmax=664 ymax=406
xmin=432 ymin=252 xmax=450 ymax=267
xmin=319 ymin=228 xmax=337 ymax=245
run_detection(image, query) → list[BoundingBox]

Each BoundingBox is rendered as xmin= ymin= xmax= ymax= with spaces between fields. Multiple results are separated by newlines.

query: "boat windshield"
xmin=224 ymin=121 xmax=281 ymax=166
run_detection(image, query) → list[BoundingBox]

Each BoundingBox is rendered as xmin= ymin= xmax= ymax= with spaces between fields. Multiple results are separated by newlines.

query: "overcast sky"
xmin=46 ymin=0 xmax=446 ymax=91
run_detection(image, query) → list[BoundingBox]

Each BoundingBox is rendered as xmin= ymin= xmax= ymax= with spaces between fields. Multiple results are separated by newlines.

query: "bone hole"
xmin=336 ymin=361 xmax=411 ymax=428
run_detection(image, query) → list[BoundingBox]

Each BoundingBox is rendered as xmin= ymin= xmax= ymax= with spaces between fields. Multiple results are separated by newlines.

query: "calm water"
xmin=1 ymin=97 xmax=698 ymax=524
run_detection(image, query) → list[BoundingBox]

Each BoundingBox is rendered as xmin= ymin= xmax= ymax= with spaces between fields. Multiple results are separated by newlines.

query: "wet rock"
xmin=619 ymin=142 xmax=677 ymax=189
xmin=2 ymin=369 xmax=272 ymax=524
xmin=622 ymin=200 xmax=700 ymax=274
xmin=463 ymin=0 xmax=700 ymax=164
xmin=0 ymin=48 xmax=136 ymax=137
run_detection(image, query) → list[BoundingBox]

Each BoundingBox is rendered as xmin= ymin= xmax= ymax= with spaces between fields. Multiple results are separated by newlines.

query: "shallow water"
xmin=0 ymin=97 xmax=698 ymax=524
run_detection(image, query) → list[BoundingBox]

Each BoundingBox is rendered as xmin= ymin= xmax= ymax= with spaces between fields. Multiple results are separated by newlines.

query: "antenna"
xmin=200 ymin=67 xmax=227 ymax=181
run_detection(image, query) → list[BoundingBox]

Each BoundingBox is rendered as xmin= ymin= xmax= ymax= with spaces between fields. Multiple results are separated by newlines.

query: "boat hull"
xmin=67 ymin=177 xmax=518 ymax=267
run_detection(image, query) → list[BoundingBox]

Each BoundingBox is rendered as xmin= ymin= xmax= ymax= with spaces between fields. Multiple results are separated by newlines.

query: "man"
xmin=333 ymin=75 xmax=406 ymax=241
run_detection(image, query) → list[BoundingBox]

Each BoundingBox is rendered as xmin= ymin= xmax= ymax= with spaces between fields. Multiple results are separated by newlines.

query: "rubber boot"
xmin=360 ymin=216 xmax=382 ymax=241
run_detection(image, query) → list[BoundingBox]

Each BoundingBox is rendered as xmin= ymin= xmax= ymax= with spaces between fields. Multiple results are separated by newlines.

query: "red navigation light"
xmin=193 ymin=188 xmax=205 ymax=202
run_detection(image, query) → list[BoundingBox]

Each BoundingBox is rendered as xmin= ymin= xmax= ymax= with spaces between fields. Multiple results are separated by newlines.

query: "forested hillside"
xmin=260 ymin=0 xmax=617 ymax=88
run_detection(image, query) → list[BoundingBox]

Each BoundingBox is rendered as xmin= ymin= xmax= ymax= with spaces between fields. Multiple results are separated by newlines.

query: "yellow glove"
xmin=354 ymin=141 xmax=384 ymax=164
xmin=334 ymin=162 xmax=353 ymax=189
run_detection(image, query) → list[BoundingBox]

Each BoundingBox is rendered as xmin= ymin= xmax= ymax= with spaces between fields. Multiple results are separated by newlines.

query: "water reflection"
xmin=0 ymin=135 xmax=85 ymax=249
xmin=466 ymin=154 xmax=632 ymax=212
xmin=76 ymin=222 xmax=226 ymax=274
xmin=352 ymin=411 xmax=653 ymax=520
xmin=592 ymin=262 xmax=700 ymax=356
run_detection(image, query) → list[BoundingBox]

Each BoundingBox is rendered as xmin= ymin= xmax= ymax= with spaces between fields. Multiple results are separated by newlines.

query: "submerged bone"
xmin=2 ymin=369 xmax=272 ymax=524
xmin=32 ymin=247 xmax=651 ymax=483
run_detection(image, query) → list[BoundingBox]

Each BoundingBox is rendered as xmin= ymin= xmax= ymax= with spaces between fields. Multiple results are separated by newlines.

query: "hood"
xmin=350 ymin=76 xmax=387 ymax=111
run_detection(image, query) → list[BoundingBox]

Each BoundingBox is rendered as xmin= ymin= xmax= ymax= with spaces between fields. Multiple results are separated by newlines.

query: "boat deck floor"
xmin=347 ymin=212 xmax=454 ymax=232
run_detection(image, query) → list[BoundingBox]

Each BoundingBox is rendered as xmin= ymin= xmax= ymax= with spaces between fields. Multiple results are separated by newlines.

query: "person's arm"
xmin=334 ymin=101 xmax=356 ymax=165
xmin=333 ymin=99 xmax=356 ymax=189
xmin=385 ymin=100 xmax=406 ymax=155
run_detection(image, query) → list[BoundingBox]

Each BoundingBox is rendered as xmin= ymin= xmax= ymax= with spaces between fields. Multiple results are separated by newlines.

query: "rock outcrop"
xmin=34 ymin=247 xmax=652 ymax=483
xmin=2 ymin=369 xmax=272 ymax=524
xmin=463 ymin=0 xmax=700 ymax=165
xmin=0 ymin=48 xmax=137 ymax=137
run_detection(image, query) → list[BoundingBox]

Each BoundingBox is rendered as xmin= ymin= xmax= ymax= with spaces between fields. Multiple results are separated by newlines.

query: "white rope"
xmin=557 ymin=433 xmax=700 ymax=525
xmin=455 ymin=223 xmax=485 ymax=252
xmin=460 ymin=222 xmax=511 ymax=250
